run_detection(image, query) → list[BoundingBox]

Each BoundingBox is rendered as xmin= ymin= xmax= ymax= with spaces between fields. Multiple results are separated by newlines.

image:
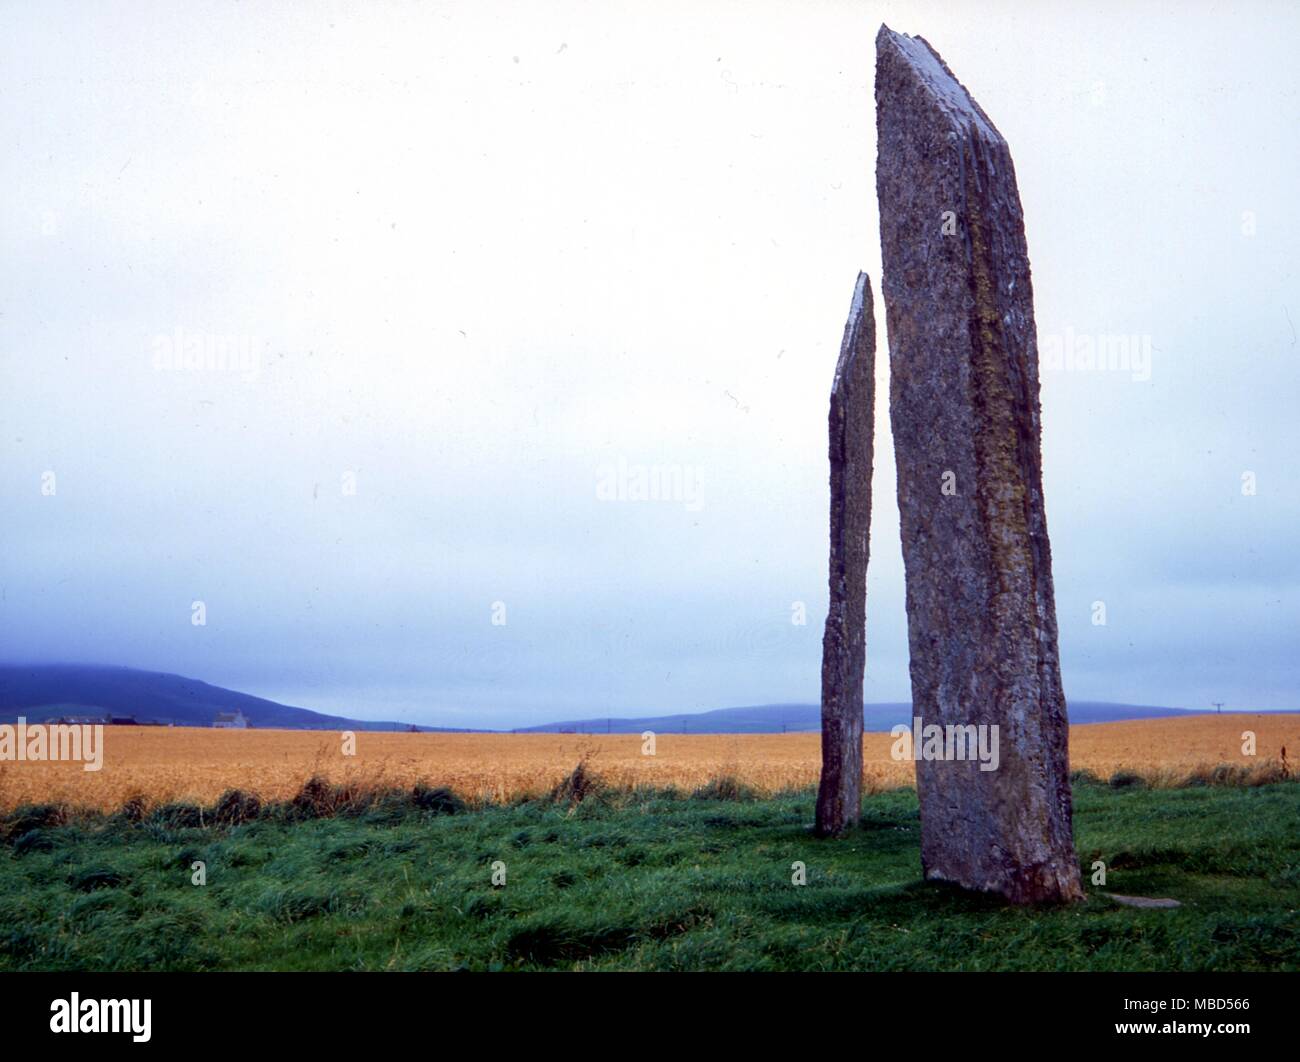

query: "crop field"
xmin=1 ymin=713 xmax=1295 ymax=813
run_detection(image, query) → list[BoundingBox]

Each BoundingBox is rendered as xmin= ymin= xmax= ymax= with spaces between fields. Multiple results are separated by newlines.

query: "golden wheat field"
xmin=0 ymin=713 xmax=1295 ymax=812
xmin=2 ymin=712 xmax=1300 ymax=811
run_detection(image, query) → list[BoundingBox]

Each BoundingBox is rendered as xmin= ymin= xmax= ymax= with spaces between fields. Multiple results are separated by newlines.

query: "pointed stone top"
xmin=846 ymin=270 xmax=868 ymax=321
xmin=831 ymin=271 xmax=871 ymax=398
xmin=876 ymin=25 xmax=1002 ymax=144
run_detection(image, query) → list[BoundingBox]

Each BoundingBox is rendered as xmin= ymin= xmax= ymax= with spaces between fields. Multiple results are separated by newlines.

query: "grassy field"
xmin=2 ymin=713 xmax=1296 ymax=810
xmin=1 ymin=774 xmax=1297 ymax=971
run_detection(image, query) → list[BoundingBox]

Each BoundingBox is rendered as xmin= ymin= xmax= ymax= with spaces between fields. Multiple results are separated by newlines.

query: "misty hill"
xmin=0 ymin=665 xmax=467 ymax=732
xmin=0 ymin=665 xmax=1209 ymax=734
xmin=516 ymin=700 xmax=1199 ymax=734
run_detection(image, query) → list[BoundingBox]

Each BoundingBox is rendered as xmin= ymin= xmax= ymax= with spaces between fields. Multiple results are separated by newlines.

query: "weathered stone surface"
xmin=875 ymin=25 xmax=1083 ymax=902
xmin=816 ymin=271 xmax=875 ymax=837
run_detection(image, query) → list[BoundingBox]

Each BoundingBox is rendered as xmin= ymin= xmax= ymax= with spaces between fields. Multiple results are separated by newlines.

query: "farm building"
xmin=213 ymin=709 xmax=249 ymax=729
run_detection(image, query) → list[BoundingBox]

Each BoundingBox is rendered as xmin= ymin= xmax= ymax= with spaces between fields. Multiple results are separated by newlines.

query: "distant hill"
xmin=0 ymin=665 xmax=468 ymax=732
xmin=0 ymin=664 xmax=1215 ymax=734
xmin=516 ymin=700 xmax=1199 ymax=734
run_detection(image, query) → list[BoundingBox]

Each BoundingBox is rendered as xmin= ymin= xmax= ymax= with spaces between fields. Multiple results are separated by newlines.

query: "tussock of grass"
xmin=212 ymin=789 xmax=262 ymax=826
xmin=118 ymin=795 xmax=148 ymax=824
xmin=691 ymin=775 xmax=759 ymax=802
xmin=152 ymin=803 xmax=205 ymax=828
xmin=0 ymin=803 xmax=67 ymax=841
xmin=412 ymin=783 xmax=464 ymax=815
xmin=548 ymin=760 xmax=605 ymax=806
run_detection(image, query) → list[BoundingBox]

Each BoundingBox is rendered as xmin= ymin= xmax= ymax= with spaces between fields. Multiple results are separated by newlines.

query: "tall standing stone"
xmin=875 ymin=25 xmax=1083 ymax=902
xmin=816 ymin=272 xmax=875 ymax=837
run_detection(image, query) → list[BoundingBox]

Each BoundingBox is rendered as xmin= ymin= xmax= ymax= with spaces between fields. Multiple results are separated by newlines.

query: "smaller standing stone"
xmin=816 ymin=272 xmax=876 ymax=837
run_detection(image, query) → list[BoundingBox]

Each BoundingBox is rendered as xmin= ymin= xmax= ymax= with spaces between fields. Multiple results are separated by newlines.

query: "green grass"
xmin=1 ymin=779 xmax=1297 ymax=971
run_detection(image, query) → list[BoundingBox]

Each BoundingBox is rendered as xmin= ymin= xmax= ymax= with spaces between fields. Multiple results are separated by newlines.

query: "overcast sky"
xmin=1 ymin=0 xmax=1296 ymax=728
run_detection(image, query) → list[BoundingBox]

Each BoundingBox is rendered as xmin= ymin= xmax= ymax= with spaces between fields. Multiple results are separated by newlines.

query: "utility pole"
xmin=1213 ymin=701 xmax=1224 ymax=714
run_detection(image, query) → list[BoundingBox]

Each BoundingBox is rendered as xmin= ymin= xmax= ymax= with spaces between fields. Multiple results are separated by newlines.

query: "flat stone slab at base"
xmin=1106 ymin=893 xmax=1182 ymax=909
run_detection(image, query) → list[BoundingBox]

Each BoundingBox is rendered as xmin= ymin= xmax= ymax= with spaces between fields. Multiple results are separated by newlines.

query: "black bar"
xmin=1 ymin=972 xmax=1293 ymax=1048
